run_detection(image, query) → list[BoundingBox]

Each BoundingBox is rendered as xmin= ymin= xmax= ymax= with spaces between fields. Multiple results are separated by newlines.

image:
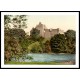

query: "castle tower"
xmin=35 ymin=22 xmax=47 ymax=37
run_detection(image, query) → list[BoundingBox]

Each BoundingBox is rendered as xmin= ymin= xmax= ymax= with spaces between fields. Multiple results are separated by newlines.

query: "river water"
xmin=12 ymin=53 xmax=75 ymax=62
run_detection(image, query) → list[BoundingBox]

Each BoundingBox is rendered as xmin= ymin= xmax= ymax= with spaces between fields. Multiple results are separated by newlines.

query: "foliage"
xmin=65 ymin=30 xmax=76 ymax=53
xmin=4 ymin=28 xmax=26 ymax=61
xmin=9 ymin=28 xmax=26 ymax=39
xmin=12 ymin=15 xmax=27 ymax=28
xmin=65 ymin=30 xmax=76 ymax=39
xmin=30 ymin=28 xmax=40 ymax=41
xmin=4 ymin=15 xmax=12 ymax=29
xmin=50 ymin=34 xmax=66 ymax=53
xmin=27 ymin=42 xmax=42 ymax=53
xmin=50 ymin=30 xmax=76 ymax=53
xmin=44 ymin=40 xmax=51 ymax=53
xmin=4 ymin=15 xmax=27 ymax=29
xmin=26 ymin=56 xmax=33 ymax=60
xmin=4 ymin=15 xmax=11 ymax=24
xmin=4 ymin=35 xmax=22 ymax=61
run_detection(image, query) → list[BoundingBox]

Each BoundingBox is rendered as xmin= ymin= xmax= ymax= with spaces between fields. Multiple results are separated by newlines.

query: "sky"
xmin=24 ymin=15 xmax=76 ymax=34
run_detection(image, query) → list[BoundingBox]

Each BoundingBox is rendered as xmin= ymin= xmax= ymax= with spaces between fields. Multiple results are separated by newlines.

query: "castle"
xmin=30 ymin=22 xmax=64 ymax=38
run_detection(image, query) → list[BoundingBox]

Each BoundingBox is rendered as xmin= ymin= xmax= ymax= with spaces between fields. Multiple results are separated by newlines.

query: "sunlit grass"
xmin=5 ymin=61 xmax=68 ymax=65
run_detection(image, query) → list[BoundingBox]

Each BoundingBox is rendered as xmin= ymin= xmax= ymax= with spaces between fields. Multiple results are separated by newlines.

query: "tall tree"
xmin=30 ymin=28 xmax=40 ymax=41
xmin=4 ymin=15 xmax=12 ymax=29
xmin=50 ymin=30 xmax=76 ymax=54
xmin=4 ymin=15 xmax=28 ymax=62
xmin=65 ymin=30 xmax=76 ymax=39
xmin=4 ymin=15 xmax=27 ymax=29
xmin=12 ymin=15 xmax=27 ymax=29
xmin=65 ymin=30 xmax=76 ymax=53
xmin=50 ymin=34 xmax=66 ymax=53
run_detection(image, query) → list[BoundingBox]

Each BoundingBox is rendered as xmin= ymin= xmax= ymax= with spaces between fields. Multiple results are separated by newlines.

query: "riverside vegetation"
xmin=4 ymin=15 xmax=76 ymax=64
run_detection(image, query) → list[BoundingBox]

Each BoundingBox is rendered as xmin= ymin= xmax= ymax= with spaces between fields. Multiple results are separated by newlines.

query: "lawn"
xmin=4 ymin=61 xmax=70 ymax=65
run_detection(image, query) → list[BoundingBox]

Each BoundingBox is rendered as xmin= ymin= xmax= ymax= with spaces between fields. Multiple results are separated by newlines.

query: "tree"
xmin=65 ymin=30 xmax=76 ymax=39
xmin=50 ymin=30 xmax=76 ymax=54
xmin=65 ymin=30 xmax=76 ymax=53
xmin=30 ymin=28 xmax=40 ymax=41
xmin=12 ymin=15 xmax=27 ymax=29
xmin=4 ymin=35 xmax=22 ymax=61
xmin=4 ymin=15 xmax=28 ymax=62
xmin=4 ymin=15 xmax=27 ymax=29
xmin=50 ymin=34 xmax=66 ymax=53
xmin=9 ymin=28 xmax=26 ymax=39
xmin=4 ymin=15 xmax=12 ymax=29
xmin=30 ymin=42 xmax=43 ymax=53
xmin=4 ymin=15 xmax=11 ymax=24
xmin=44 ymin=40 xmax=51 ymax=53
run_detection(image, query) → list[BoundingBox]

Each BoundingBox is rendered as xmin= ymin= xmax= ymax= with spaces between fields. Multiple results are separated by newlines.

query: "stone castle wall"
xmin=44 ymin=29 xmax=51 ymax=38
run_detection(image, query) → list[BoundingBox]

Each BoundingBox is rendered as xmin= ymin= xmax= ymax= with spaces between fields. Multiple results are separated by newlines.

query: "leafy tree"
xmin=37 ymin=36 xmax=44 ymax=42
xmin=30 ymin=28 xmax=40 ymax=41
xmin=50 ymin=34 xmax=66 ymax=53
xmin=65 ymin=30 xmax=76 ymax=53
xmin=4 ymin=35 xmax=22 ymax=61
xmin=27 ymin=42 xmax=43 ymax=53
xmin=4 ymin=15 xmax=27 ymax=29
xmin=44 ymin=40 xmax=51 ymax=53
xmin=4 ymin=15 xmax=12 ymax=29
xmin=4 ymin=15 xmax=11 ymax=24
xmin=9 ymin=28 xmax=26 ymax=39
xmin=65 ymin=30 xmax=76 ymax=39
xmin=4 ymin=15 xmax=28 ymax=62
xmin=12 ymin=15 xmax=27 ymax=29
xmin=4 ymin=22 xmax=27 ymax=61
xmin=31 ymin=45 xmax=42 ymax=53
xmin=50 ymin=30 xmax=76 ymax=54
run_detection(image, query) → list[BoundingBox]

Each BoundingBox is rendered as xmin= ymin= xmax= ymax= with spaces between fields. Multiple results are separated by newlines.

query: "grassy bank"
xmin=5 ymin=61 xmax=74 ymax=65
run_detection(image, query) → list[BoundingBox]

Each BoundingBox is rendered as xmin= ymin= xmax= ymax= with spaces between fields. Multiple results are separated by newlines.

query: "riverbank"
xmin=5 ymin=61 xmax=75 ymax=65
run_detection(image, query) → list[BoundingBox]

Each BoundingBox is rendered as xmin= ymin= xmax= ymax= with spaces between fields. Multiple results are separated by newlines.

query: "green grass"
xmin=5 ymin=61 xmax=63 ymax=65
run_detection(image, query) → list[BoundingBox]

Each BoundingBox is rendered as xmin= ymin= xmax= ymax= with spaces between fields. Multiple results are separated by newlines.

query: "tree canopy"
xmin=50 ymin=30 xmax=76 ymax=54
xmin=30 ymin=28 xmax=40 ymax=41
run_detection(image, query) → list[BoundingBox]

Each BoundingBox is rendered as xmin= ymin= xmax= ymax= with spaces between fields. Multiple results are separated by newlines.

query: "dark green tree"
xmin=30 ymin=28 xmax=40 ymax=41
xmin=50 ymin=30 xmax=76 ymax=54
xmin=50 ymin=34 xmax=66 ymax=53
xmin=65 ymin=30 xmax=76 ymax=39
xmin=65 ymin=30 xmax=76 ymax=53
xmin=4 ymin=15 xmax=28 ymax=62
